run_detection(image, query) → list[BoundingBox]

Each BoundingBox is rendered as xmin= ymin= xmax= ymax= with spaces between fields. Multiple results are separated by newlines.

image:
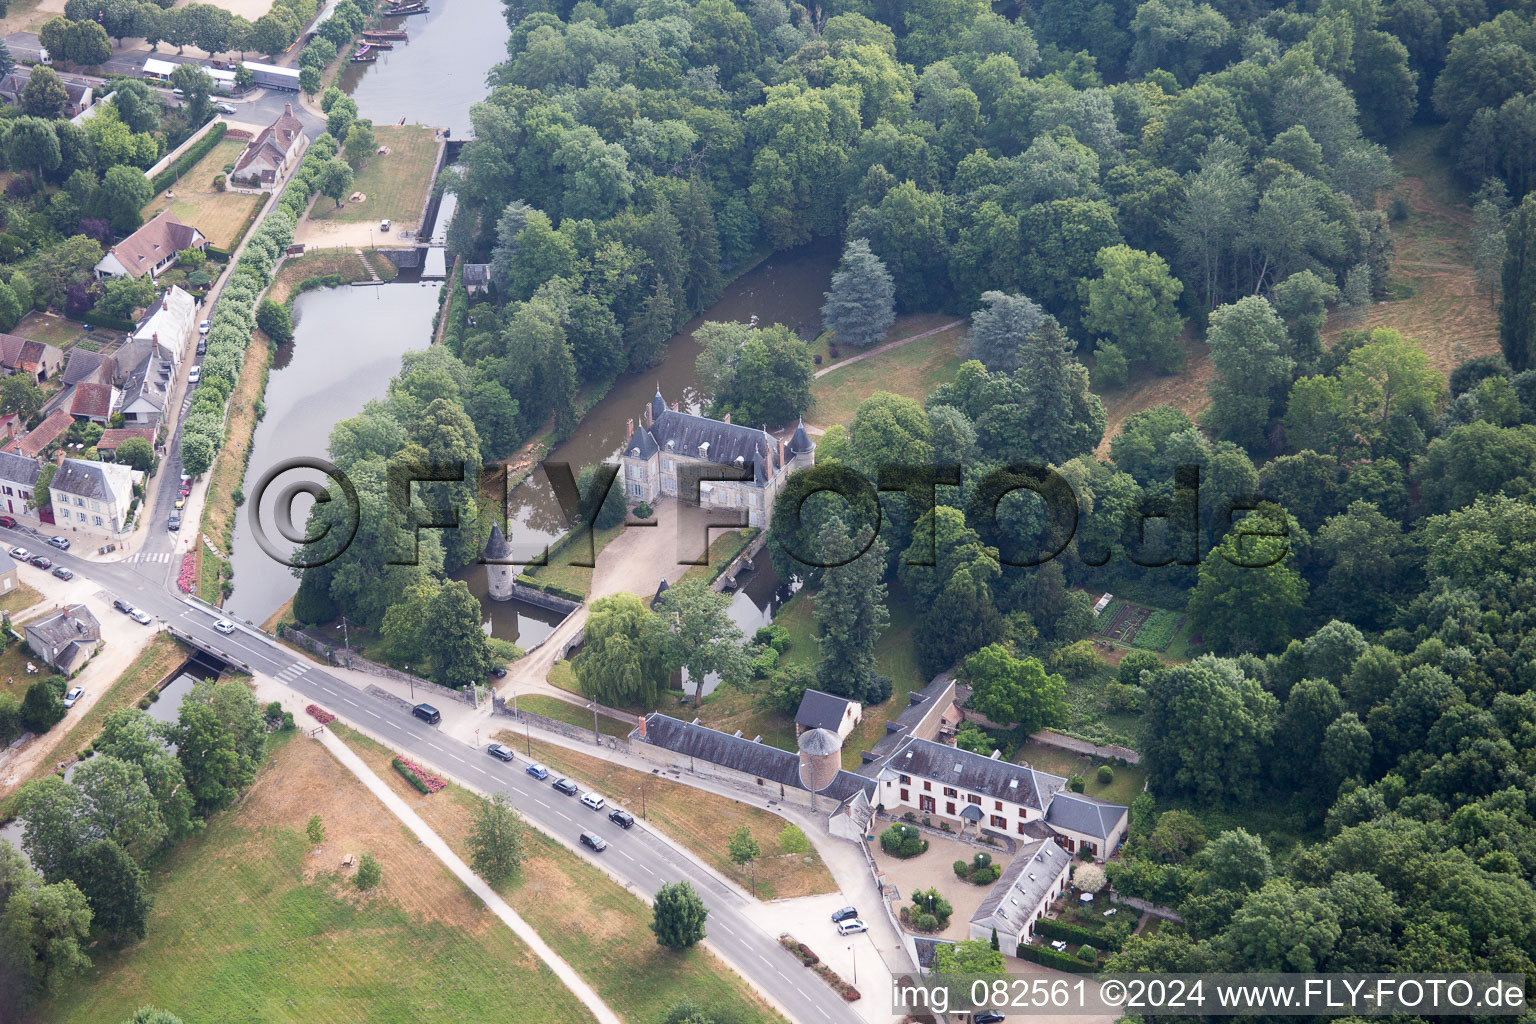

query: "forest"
xmin=275 ymin=0 xmax=1536 ymax=984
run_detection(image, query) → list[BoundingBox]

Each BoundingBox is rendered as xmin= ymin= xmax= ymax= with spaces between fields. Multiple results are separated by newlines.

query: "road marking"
xmin=815 ymin=1006 xmax=830 ymax=1019
xmin=758 ymin=954 xmax=771 ymax=967
xmin=447 ymin=754 xmax=467 ymax=765
xmin=361 ymin=709 xmax=383 ymax=721
xmin=776 ymin=970 xmax=791 ymax=983
xmin=533 ymin=798 xmax=549 ymax=808
xmin=425 ymin=742 xmax=445 ymax=752
xmin=340 ymin=697 xmax=358 ymax=707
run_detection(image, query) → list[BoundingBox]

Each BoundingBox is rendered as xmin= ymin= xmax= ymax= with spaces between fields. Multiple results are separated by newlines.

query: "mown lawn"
xmin=266 ymin=247 xmax=397 ymax=305
xmin=141 ymin=138 xmax=265 ymax=250
xmin=336 ymin=726 xmax=789 ymax=1023
xmin=42 ymin=731 xmax=591 ymax=1024
xmin=1013 ymin=740 xmax=1147 ymax=807
xmin=13 ymin=311 xmax=87 ymax=348
xmin=506 ymin=734 xmax=837 ymax=901
xmin=808 ymin=324 xmax=965 ymax=427
xmin=512 ymin=693 xmax=633 ymax=737
xmin=0 ymin=581 xmax=42 ymax=616
xmin=307 ymin=125 xmax=439 ymax=229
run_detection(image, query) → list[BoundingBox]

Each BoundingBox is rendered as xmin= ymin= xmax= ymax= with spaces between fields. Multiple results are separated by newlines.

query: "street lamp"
xmin=848 ymin=944 xmax=856 ymax=986
xmin=636 ymin=782 xmax=646 ymax=818
xmin=587 ymin=699 xmax=599 ymax=743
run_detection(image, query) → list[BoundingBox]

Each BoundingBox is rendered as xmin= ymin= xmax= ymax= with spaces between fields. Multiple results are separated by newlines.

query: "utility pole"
xmin=637 ymin=782 xmax=646 ymax=818
xmin=849 ymin=945 xmax=856 ymax=985
xmin=588 ymin=700 xmax=599 ymax=743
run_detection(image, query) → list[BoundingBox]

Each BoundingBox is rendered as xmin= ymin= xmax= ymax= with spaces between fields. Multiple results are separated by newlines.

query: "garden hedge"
xmin=1036 ymin=917 xmax=1126 ymax=952
xmin=1015 ymin=943 xmax=1099 ymax=973
xmin=150 ymin=122 xmax=229 ymax=196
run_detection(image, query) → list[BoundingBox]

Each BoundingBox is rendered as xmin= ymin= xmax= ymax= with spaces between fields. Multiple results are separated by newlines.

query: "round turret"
xmin=797 ymin=727 xmax=842 ymax=792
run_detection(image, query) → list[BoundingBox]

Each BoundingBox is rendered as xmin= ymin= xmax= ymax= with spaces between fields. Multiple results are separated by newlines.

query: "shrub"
xmin=779 ymin=934 xmax=819 ymax=966
xmin=1077 ymin=944 xmax=1098 ymax=962
xmin=973 ymin=851 xmax=992 ymax=870
xmin=953 ymin=859 xmax=971 ymax=879
xmin=1037 ymin=917 xmax=1125 ymax=951
xmin=1097 ymin=765 xmax=1115 ymax=784
xmin=307 ymin=814 xmax=326 ymax=844
xmin=1016 ymin=943 xmax=1098 ymax=973
xmin=879 ymin=823 xmax=927 ymax=858
xmin=214 ymin=174 xmax=226 ymax=191
xmin=971 ymin=863 xmax=1000 ymax=885
xmin=913 ymin=912 xmax=939 ymax=932
xmin=354 ymin=852 xmax=381 ymax=890
xmin=1068 ymin=774 xmax=1086 ymax=793
xmin=1118 ymin=649 xmax=1161 ymax=688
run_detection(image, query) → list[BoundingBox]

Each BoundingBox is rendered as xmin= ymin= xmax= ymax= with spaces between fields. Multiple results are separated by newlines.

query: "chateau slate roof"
xmin=789 ymin=419 xmax=813 ymax=456
xmin=627 ymin=426 xmax=659 ymax=459
xmin=1044 ymin=791 xmax=1128 ymax=839
xmin=795 ymin=688 xmax=856 ymax=732
xmin=51 ymin=458 xmax=133 ymax=502
xmin=882 ymin=736 xmax=1067 ymax=811
xmin=638 ymin=712 xmax=875 ymax=803
xmin=645 ymin=390 xmax=776 ymax=471
xmin=483 ymin=523 xmax=510 ymax=560
xmin=970 ymin=839 xmax=1072 ymax=935
xmin=0 ymin=451 xmax=41 ymax=486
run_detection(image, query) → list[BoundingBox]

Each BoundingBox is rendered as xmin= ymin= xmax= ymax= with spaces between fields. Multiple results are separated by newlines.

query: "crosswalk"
xmin=128 ymin=551 xmax=174 ymax=563
xmin=275 ymin=662 xmax=310 ymax=684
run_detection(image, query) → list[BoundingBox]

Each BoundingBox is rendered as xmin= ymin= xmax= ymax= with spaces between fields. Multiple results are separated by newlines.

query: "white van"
xmin=579 ymin=792 xmax=605 ymax=811
xmin=38 ymin=48 xmax=51 ymax=66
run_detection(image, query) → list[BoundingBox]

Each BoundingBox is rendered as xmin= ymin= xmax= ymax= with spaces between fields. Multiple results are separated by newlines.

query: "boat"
xmin=361 ymin=38 xmax=392 ymax=48
xmin=384 ymin=1 xmax=429 ymax=12
xmin=350 ymin=43 xmax=377 ymax=62
xmin=362 ymin=28 xmax=408 ymax=39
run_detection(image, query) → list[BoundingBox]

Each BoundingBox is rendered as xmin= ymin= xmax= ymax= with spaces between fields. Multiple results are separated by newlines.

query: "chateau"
xmin=620 ymin=388 xmax=815 ymax=527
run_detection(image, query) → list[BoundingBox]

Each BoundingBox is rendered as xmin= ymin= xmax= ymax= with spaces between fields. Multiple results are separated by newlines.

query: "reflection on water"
xmin=679 ymin=559 xmax=800 ymax=699
xmin=500 ymin=239 xmax=839 ymax=563
xmin=449 ymin=563 xmax=566 ymax=650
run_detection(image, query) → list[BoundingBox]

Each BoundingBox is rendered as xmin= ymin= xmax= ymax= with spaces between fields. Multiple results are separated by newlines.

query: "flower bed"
xmin=779 ymin=934 xmax=819 ymax=966
xmin=392 ymin=755 xmax=445 ymax=794
xmin=812 ymin=963 xmax=860 ymax=1001
xmin=176 ymin=553 xmax=197 ymax=593
xmin=305 ymin=704 xmax=335 ymax=725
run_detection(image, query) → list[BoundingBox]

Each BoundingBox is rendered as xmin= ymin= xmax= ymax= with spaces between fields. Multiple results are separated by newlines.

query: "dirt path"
xmin=814 ymin=319 xmax=965 ymax=378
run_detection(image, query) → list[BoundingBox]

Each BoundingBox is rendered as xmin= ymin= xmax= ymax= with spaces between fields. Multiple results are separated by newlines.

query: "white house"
xmin=968 ymin=839 xmax=1073 ymax=951
xmin=0 ymin=452 xmax=41 ymax=518
xmin=620 ymin=388 xmax=815 ymax=528
xmin=230 ymin=103 xmax=308 ymax=192
xmin=49 ymin=458 xmax=139 ymax=535
xmin=94 ymin=211 xmax=206 ymax=281
xmin=24 ymin=603 xmax=101 ymax=675
xmin=132 ymin=286 xmax=196 ymax=365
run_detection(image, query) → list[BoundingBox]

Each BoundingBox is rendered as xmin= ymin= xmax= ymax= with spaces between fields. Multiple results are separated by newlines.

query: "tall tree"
xmin=964 ymin=644 xmax=1068 ymax=734
xmin=1202 ymin=296 xmax=1295 ymax=450
xmin=813 ymin=516 xmax=890 ymax=705
xmin=59 ymin=840 xmax=149 ymax=942
xmin=1500 ymin=193 xmax=1536 ymax=371
xmin=1142 ymin=656 xmax=1279 ymax=803
xmin=1083 ymin=244 xmax=1186 ymax=373
xmin=821 ymin=237 xmax=896 ymax=350
xmin=963 ymin=290 xmax=1046 ymax=372
xmin=422 ymin=580 xmax=492 ymax=690
xmin=651 ymin=880 xmax=708 ymax=949
xmin=0 ymin=870 xmax=91 ymax=1013
xmin=653 ymin=578 xmax=746 ymax=706
xmin=1187 ymin=504 xmax=1308 ymax=654
xmin=1016 ymin=318 xmax=1106 ymax=464
xmin=677 ymin=172 xmax=723 ymax=311
xmin=20 ymin=66 xmax=68 ymax=118
xmin=574 ymin=594 xmax=668 ymax=707
xmin=467 ymin=792 xmax=524 ymax=886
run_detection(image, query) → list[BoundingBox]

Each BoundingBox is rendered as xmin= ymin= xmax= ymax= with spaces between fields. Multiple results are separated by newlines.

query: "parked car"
xmin=974 ymin=1014 xmax=1007 ymax=1023
xmin=168 ymin=515 xmax=181 ymax=532
xmin=380 ymin=218 xmax=391 ymax=232
xmin=47 ymin=536 xmax=68 ymax=550
xmin=188 ymin=366 xmax=200 ymax=385
xmin=411 ymin=703 xmax=441 ymax=725
xmin=9 ymin=547 xmax=26 ymax=560
xmin=129 ymin=609 xmax=152 ymax=625
xmin=199 ymin=319 xmax=211 ymax=335
xmin=215 ymin=102 xmax=236 ymax=115
xmin=486 ymin=742 xmax=514 ymax=762
xmin=489 ymin=666 xmax=507 ymax=678
xmin=553 ymin=777 xmax=578 ymax=796
xmin=525 ymin=762 xmax=550 ymax=780
xmin=579 ymin=792 xmax=606 ymax=811
xmin=830 ymin=906 xmax=859 ymax=923
xmin=27 ymin=555 xmax=50 ymax=569
xmin=579 ymin=831 xmax=607 ymax=852
xmin=213 ymin=619 xmax=235 ymax=634
xmin=51 ymin=567 xmax=72 ymax=580
xmin=836 ymin=919 xmax=868 ymax=936
xmin=112 ymin=598 xmax=132 ymax=613
xmin=38 ymin=47 xmax=51 ymax=65
xmin=0 ymin=515 xmax=16 ymax=529
xmin=196 ymin=339 xmax=207 ymax=355
xmin=175 ymin=497 xmax=186 ymax=510
xmin=1050 ymin=940 xmax=1068 ymax=952
xmin=62 ymin=686 xmax=83 ymax=709
xmin=608 ymin=808 xmax=634 ymax=829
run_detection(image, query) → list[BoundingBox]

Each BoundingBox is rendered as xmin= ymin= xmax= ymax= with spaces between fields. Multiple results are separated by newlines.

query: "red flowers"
xmin=176 ymin=554 xmax=196 ymax=592
xmin=306 ymin=704 xmax=336 ymax=724
xmin=392 ymin=755 xmax=445 ymax=793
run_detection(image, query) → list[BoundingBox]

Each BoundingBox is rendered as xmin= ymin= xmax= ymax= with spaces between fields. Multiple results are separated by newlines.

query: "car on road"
xmin=831 ymin=906 xmax=860 ymax=923
xmin=214 ymin=103 xmax=236 ymax=115
xmin=9 ymin=547 xmax=27 ymax=560
xmin=489 ymin=666 xmax=506 ymax=678
xmin=486 ymin=742 xmax=514 ymax=761
xmin=579 ymin=792 xmax=605 ymax=811
xmin=213 ymin=619 xmax=235 ymax=634
xmin=0 ymin=515 xmax=16 ymax=529
xmin=51 ymin=566 xmax=72 ymax=580
xmin=38 ymin=47 xmax=51 ymax=65
xmin=835 ymin=918 xmax=868 ymax=936
xmin=175 ymin=497 xmax=185 ymax=510
xmin=129 ymin=609 xmax=152 ymax=625
xmin=579 ymin=831 xmax=607 ymax=852
xmin=199 ymin=319 xmax=211 ymax=335
xmin=48 ymin=536 xmax=69 ymax=550
xmin=168 ymin=515 xmax=181 ymax=531
xmin=172 ymin=87 xmax=184 ymax=98
xmin=380 ymin=218 xmax=391 ymax=232
xmin=411 ymin=703 xmax=441 ymax=725
xmin=28 ymin=555 xmax=51 ymax=569
xmin=112 ymin=598 xmax=132 ymax=613
xmin=608 ymin=808 xmax=634 ymax=829
xmin=525 ymin=762 xmax=550 ymax=780
xmin=188 ymin=366 xmax=200 ymax=385
xmin=62 ymin=686 xmax=83 ymax=708
xmin=196 ymin=339 xmax=207 ymax=355
xmin=973 ymin=1014 xmax=1006 ymax=1023
xmin=553 ymin=777 xmax=579 ymax=796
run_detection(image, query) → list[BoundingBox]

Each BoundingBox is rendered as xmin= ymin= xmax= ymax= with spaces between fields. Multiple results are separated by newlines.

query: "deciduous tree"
xmin=651 ymin=880 xmax=707 ymax=949
xmin=467 ymin=792 xmax=524 ymax=886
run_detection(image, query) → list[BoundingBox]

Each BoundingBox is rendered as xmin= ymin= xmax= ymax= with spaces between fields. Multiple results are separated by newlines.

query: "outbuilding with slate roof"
xmin=968 ymin=838 xmax=1072 ymax=951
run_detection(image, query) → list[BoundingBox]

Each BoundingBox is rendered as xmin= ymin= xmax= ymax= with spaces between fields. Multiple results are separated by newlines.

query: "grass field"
xmin=13 ymin=311 xmax=88 ymax=349
xmin=512 ymin=693 xmax=633 ymax=737
xmin=336 ymin=726 xmax=790 ymax=1023
xmin=699 ymin=588 xmax=928 ymax=768
xmin=42 ymin=731 xmax=593 ymax=1024
xmin=307 ymin=126 xmax=438 ymax=229
xmin=1013 ymin=740 xmax=1147 ymax=807
xmin=517 ymin=522 xmax=624 ymax=597
xmin=808 ymin=323 xmax=965 ymax=427
xmin=266 ymin=247 xmax=398 ymax=305
xmin=0 ymin=633 xmax=188 ymax=817
xmin=0 ymin=581 xmax=42 ymax=616
xmin=508 ymin=734 xmax=838 ymax=901
xmin=141 ymin=138 xmax=266 ymax=250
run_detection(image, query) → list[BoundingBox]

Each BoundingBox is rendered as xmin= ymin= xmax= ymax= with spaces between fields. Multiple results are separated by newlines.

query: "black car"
xmin=579 ymin=831 xmax=607 ymax=852
xmin=51 ymin=566 xmax=73 ymax=580
xmin=831 ymin=906 xmax=859 ymax=923
xmin=28 ymin=555 xmax=51 ymax=569
xmin=973 ymin=1014 xmax=1006 ymax=1023
xmin=486 ymin=742 xmax=514 ymax=762
xmin=552 ymin=777 xmax=578 ymax=796
xmin=112 ymin=598 xmax=132 ymax=613
xmin=489 ymin=666 xmax=507 ymax=678
xmin=608 ymin=808 xmax=634 ymax=829
xmin=411 ymin=703 xmax=441 ymax=725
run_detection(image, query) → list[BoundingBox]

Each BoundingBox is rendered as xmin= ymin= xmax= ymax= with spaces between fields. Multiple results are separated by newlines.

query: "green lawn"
xmin=141 ymin=137 xmax=265 ymax=250
xmin=13 ymin=311 xmax=87 ymax=348
xmin=808 ymin=324 xmax=965 ymax=427
xmin=518 ymin=522 xmax=624 ymax=597
xmin=512 ymin=692 xmax=633 ymax=737
xmin=308 ymin=125 xmax=439 ymax=229
xmin=1013 ymin=740 xmax=1147 ymax=806
xmin=336 ymin=726 xmax=790 ymax=1024
xmin=42 ymin=732 xmax=591 ymax=1024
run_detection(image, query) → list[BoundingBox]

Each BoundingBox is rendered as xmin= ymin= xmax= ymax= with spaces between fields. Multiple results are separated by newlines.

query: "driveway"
xmin=872 ymin=827 xmax=1014 ymax=942
xmin=737 ymin=890 xmax=899 ymax=1024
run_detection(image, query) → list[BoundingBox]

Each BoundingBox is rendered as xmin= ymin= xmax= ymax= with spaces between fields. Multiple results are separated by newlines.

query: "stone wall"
xmin=502 ymin=581 xmax=580 ymax=614
xmin=491 ymin=697 xmax=632 ymax=751
xmin=1028 ymin=729 xmax=1141 ymax=765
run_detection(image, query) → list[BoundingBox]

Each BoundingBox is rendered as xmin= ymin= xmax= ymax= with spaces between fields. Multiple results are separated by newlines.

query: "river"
xmin=224 ymin=284 xmax=440 ymax=623
xmin=339 ymin=0 xmax=509 ymax=136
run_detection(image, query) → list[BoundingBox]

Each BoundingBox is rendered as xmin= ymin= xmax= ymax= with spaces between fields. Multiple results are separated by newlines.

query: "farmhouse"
xmin=794 ymin=689 xmax=862 ymax=740
xmin=621 ymin=389 xmax=815 ymax=528
xmin=0 ymin=452 xmax=40 ymax=518
xmin=94 ymin=211 xmax=207 ymax=281
xmin=230 ymin=103 xmax=308 ymax=192
xmin=0 ymin=334 xmax=64 ymax=382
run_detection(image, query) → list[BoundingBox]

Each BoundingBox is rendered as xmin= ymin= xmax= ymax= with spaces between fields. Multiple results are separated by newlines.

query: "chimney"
xmin=722 ymin=411 xmax=730 ymax=424
xmin=285 ymin=102 xmax=293 ymax=116
xmin=626 ymin=417 xmax=634 ymax=441
xmin=672 ymin=401 xmax=679 ymax=412
xmin=637 ymin=714 xmax=647 ymax=739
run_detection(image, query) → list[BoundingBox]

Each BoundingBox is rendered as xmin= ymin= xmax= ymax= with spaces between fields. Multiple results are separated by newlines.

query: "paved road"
xmin=0 ymin=523 xmax=860 ymax=1024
